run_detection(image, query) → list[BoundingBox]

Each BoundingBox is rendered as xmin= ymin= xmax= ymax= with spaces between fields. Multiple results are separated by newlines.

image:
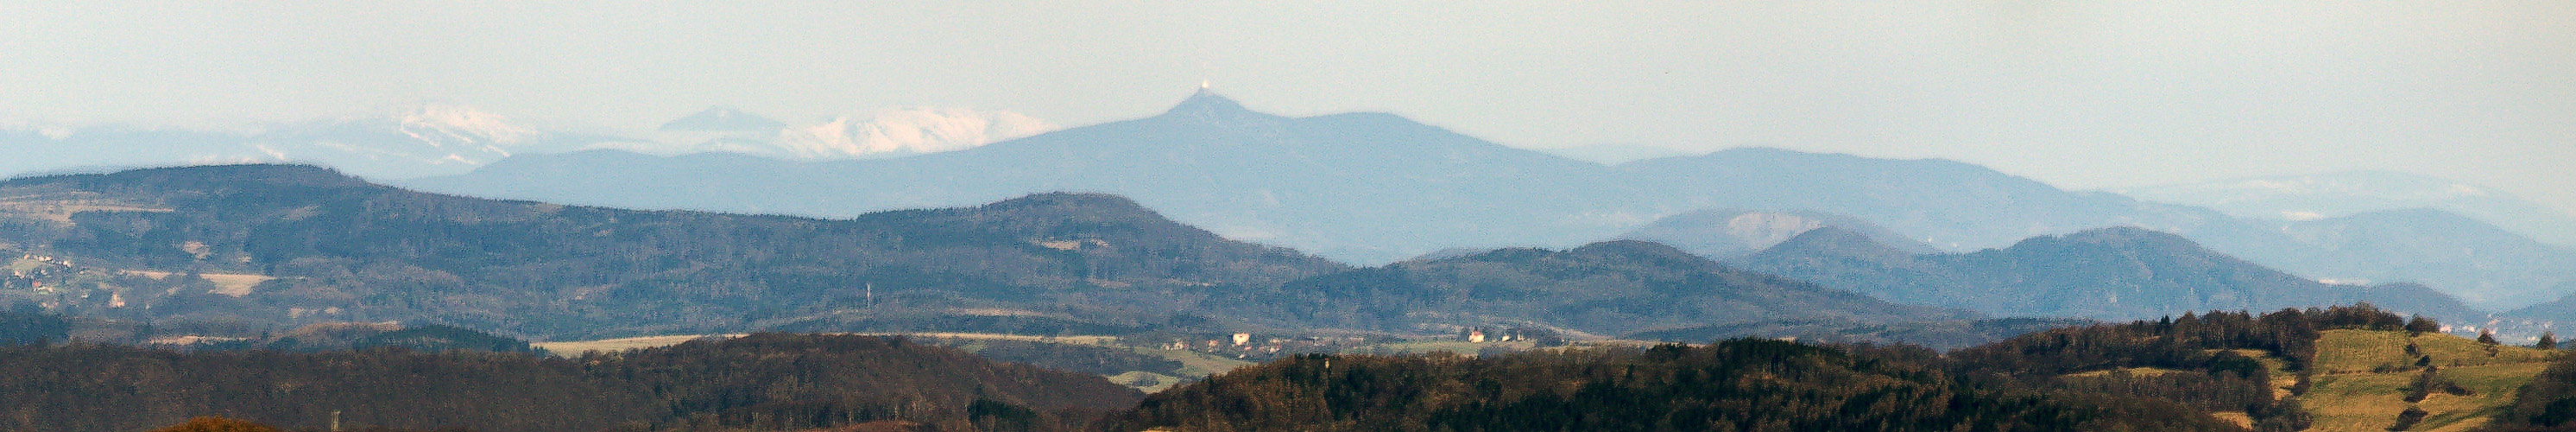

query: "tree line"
xmin=1102 ymin=304 xmax=2465 ymax=432
xmin=0 ymin=333 xmax=1139 ymax=432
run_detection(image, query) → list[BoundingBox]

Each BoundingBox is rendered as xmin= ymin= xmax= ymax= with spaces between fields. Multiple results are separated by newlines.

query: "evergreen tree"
xmin=2480 ymin=330 xmax=2501 ymax=345
xmin=2540 ymin=332 xmax=2559 ymax=350
xmin=2390 ymin=406 xmax=2428 ymax=430
xmin=2405 ymin=316 xmax=2440 ymax=335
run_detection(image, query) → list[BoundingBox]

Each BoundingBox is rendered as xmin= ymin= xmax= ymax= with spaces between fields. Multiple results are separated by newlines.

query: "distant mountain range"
xmin=2503 ymin=282 xmax=2576 ymax=327
xmin=0 ymin=104 xmax=635 ymax=180
xmin=405 ymin=91 xmax=2212 ymax=263
xmin=2188 ymin=208 xmax=2576 ymax=308
xmin=407 ymin=91 xmax=1631 ymax=263
xmin=7 ymin=92 xmax=2569 ymax=315
xmin=2116 ymin=170 xmax=2576 ymax=246
xmin=0 ymin=163 xmax=2539 ymax=346
xmin=392 ymin=91 xmax=2576 ymax=310
xmin=1731 ymin=226 xmax=2483 ymax=323
xmin=0 ymin=164 xmax=1964 ymax=341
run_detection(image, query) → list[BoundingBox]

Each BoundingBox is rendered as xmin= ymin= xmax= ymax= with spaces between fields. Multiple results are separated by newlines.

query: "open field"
xmin=1130 ymin=346 xmax=1254 ymax=378
xmin=121 ymin=270 xmax=272 ymax=296
xmin=532 ymin=334 xmax=743 ymax=354
xmin=2300 ymin=329 xmax=2562 ymax=432
xmin=1106 ymin=371 xmax=1189 ymax=393
xmin=2313 ymin=329 xmax=2559 ymax=373
xmin=5 ymin=257 xmax=41 ymax=273
xmin=860 ymin=332 xmax=1120 ymax=345
xmin=0 ymin=193 xmax=173 ymax=223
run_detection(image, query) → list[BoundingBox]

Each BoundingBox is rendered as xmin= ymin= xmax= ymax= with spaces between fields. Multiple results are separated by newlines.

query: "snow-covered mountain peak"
xmin=0 ymin=118 xmax=75 ymax=140
xmin=392 ymin=103 xmax=543 ymax=145
xmin=765 ymin=107 xmax=1055 ymax=159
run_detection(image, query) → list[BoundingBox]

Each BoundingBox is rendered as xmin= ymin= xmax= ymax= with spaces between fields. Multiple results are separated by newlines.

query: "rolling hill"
xmin=1732 ymin=226 xmax=2483 ymax=323
xmin=0 ymin=333 xmax=1140 ymax=432
xmin=1 ymin=164 xmax=1963 ymax=345
xmin=2232 ymin=209 xmax=2576 ymax=308
xmin=0 ymin=104 xmax=635 ymax=181
xmin=1613 ymin=208 xmax=1935 ymax=259
xmin=2116 ymin=170 xmax=2576 ymax=247
xmin=1217 ymin=239 xmax=1975 ymax=338
xmin=0 ymin=164 xmax=1345 ymax=339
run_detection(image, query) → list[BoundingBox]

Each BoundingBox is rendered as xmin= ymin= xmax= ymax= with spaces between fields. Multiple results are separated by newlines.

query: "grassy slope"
xmin=2302 ymin=329 xmax=2561 ymax=432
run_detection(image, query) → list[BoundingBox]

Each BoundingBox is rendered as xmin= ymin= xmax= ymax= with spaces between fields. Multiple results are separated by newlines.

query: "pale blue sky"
xmin=4 ymin=2 xmax=2572 ymax=213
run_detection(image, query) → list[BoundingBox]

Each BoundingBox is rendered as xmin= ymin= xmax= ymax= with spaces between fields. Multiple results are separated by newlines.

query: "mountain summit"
xmin=1159 ymin=88 xmax=1276 ymax=124
xmin=409 ymin=90 xmax=1616 ymax=261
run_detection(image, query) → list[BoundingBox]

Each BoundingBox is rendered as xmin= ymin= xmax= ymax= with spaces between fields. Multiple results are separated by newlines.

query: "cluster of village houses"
xmin=3 ymin=254 xmax=71 ymax=293
xmin=1158 ymin=327 xmax=1549 ymax=360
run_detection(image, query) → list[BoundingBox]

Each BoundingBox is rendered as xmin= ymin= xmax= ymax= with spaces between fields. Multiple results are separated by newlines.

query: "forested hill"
xmin=0 ymin=164 xmax=1346 ymax=338
xmin=1734 ymin=226 xmax=2484 ymax=323
xmin=1104 ymin=339 xmax=2242 ymax=432
xmin=1101 ymin=304 xmax=2566 ymax=432
xmin=1217 ymin=240 xmax=1974 ymax=336
xmin=0 ymin=333 xmax=1141 ymax=432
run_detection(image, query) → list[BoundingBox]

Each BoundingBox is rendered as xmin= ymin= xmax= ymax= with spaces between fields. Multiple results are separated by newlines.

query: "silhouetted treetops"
xmin=1105 ymin=339 xmax=2238 ymax=432
xmin=0 ymin=334 xmax=1138 ymax=432
xmin=0 ymin=304 xmax=69 ymax=346
xmin=1950 ymin=304 xmax=2443 ymax=431
xmin=1105 ymin=304 xmax=2434 ymax=432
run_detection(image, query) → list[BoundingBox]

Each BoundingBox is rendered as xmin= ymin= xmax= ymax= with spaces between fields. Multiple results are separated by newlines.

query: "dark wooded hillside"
xmin=1103 ymin=338 xmax=2241 ymax=432
xmin=0 ymin=164 xmax=1345 ymax=338
xmin=0 ymin=334 xmax=1139 ymax=432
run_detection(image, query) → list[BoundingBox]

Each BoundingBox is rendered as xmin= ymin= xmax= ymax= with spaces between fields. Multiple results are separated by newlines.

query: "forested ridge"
xmin=1942 ymin=305 xmax=2416 ymax=431
xmin=1102 ymin=305 xmax=2519 ymax=432
xmin=0 ymin=164 xmax=1344 ymax=338
xmin=0 ymin=164 xmax=2009 ymax=346
xmin=1215 ymin=240 xmax=1973 ymax=335
xmin=0 ymin=334 xmax=1138 ymax=432
xmin=1105 ymin=339 xmax=2239 ymax=432
xmin=1733 ymin=226 xmax=2484 ymax=324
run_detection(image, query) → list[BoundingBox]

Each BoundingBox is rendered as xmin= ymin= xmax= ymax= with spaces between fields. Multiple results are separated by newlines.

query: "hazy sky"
xmin=5 ymin=2 xmax=2572 ymax=213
